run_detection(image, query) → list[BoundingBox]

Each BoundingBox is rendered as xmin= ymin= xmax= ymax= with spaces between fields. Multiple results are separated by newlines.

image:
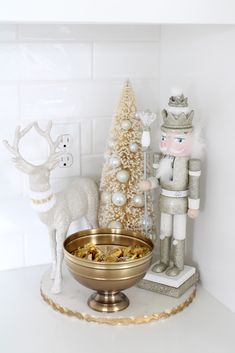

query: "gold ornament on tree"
xmin=98 ymin=80 xmax=153 ymax=231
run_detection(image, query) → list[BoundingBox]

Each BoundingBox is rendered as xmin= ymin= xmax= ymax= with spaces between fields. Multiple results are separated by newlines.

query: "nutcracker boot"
xmin=166 ymin=239 xmax=185 ymax=277
xmin=152 ymin=236 xmax=172 ymax=273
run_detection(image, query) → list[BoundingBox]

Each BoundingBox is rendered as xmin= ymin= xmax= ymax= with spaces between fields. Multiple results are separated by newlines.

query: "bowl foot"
xmin=88 ymin=291 xmax=129 ymax=312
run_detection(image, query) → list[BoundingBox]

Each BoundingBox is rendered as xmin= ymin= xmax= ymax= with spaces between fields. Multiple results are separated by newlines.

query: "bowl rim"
xmin=63 ymin=227 xmax=154 ymax=266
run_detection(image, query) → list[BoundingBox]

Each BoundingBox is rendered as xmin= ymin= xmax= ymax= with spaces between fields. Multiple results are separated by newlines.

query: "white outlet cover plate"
xmin=51 ymin=122 xmax=81 ymax=178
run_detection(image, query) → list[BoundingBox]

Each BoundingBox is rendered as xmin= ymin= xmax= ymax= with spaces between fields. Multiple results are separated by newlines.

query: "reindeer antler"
xmin=3 ymin=123 xmax=35 ymax=174
xmin=33 ymin=121 xmax=61 ymax=170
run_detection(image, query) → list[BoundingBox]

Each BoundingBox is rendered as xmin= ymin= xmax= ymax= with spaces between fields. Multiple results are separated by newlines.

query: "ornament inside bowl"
xmin=64 ymin=228 xmax=154 ymax=312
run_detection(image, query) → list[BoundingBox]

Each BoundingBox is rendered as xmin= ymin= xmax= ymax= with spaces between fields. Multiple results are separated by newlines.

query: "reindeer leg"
xmin=48 ymin=228 xmax=56 ymax=280
xmin=51 ymin=229 xmax=68 ymax=294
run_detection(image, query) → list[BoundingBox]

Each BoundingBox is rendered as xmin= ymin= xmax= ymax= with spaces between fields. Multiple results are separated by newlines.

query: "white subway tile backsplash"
xmin=19 ymin=24 xmax=161 ymax=42
xmin=0 ymin=45 xmax=20 ymax=80
xmin=81 ymin=155 xmax=104 ymax=179
xmin=20 ymin=83 xmax=77 ymax=120
xmin=24 ymin=231 xmax=51 ymax=266
xmin=0 ymin=162 xmax=22 ymax=197
xmin=0 ymin=232 xmax=25 ymax=270
xmin=81 ymin=120 xmax=92 ymax=155
xmin=94 ymin=42 xmax=160 ymax=78
xmin=20 ymin=43 xmax=92 ymax=80
xmin=93 ymin=118 xmax=112 ymax=154
xmin=0 ymin=197 xmax=41 ymax=234
xmin=0 ymin=85 xmax=19 ymax=117
xmin=0 ymin=43 xmax=92 ymax=81
xmin=20 ymin=79 xmax=159 ymax=119
xmin=20 ymin=81 xmax=119 ymax=119
xmin=0 ymin=25 xmax=17 ymax=42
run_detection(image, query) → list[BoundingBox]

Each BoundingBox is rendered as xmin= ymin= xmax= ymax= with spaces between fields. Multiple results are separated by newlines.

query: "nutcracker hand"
xmin=188 ymin=208 xmax=199 ymax=219
xmin=138 ymin=180 xmax=151 ymax=192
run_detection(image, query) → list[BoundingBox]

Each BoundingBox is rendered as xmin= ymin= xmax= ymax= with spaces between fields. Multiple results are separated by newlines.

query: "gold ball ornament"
xmin=129 ymin=142 xmax=138 ymax=153
xmin=109 ymin=156 xmax=121 ymax=168
xmin=121 ymin=120 xmax=131 ymax=131
xmin=133 ymin=194 xmax=145 ymax=207
xmin=116 ymin=170 xmax=130 ymax=183
xmin=108 ymin=221 xmax=123 ymax=229
xmin=101 ymin=191 xmax=111 ymax=204
xmin=112 ymin=192 xmax=127 ymax=206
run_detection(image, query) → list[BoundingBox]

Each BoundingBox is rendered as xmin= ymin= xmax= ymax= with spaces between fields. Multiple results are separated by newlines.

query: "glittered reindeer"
xmin=3 ymin=121 xmax=99 ymax=294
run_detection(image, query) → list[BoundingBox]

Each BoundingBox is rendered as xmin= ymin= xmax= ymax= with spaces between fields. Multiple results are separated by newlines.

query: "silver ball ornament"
xmin=129 ymin=142 xmax=138 ymax=153
xmin=112 ymin=192 xmax=127 ymax=206
xmin=133 ymin=194 xmax=144 ymax=207
xmin=109 ymin=156 xmax=121 ymax=168
xmin=142 ymin=216 xmax=153 ymax=230
xmin=116 ymin=170 xmax=130 ymax=183
xmin=121 ymin=120 xmax=131 ymax=131
xmin=108 ymin=221 xmax=123 ymax=229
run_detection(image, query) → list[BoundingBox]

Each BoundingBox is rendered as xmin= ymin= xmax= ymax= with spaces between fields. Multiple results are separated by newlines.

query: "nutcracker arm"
xmin=188 ymin=158 xmax=201 ymax=210
xmin=147 ymin=152 xmax=163 ymax=189
xmin=153 ymin=152 xmax=162 ymax=171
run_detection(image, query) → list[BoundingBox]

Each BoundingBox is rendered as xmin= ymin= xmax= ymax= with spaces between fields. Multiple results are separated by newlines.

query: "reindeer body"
xmin=3 ymin=121 xmax=99 ymax=294
xmin=36 ymin=178 xmax=98 ymax=229
xmin=33 ymin=177 xmax=98 ymax=294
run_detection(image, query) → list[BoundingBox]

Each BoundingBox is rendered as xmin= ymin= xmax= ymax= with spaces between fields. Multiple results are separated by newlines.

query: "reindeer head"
xmin=3 ymin=121 xmax=61 ymax=192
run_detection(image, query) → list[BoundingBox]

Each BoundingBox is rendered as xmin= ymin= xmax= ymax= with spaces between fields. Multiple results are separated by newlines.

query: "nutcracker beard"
xmin=156 ymin=156 xmax=174 ymax=182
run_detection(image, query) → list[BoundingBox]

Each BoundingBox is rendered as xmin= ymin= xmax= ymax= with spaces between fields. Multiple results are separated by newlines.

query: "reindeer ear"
xmin=12 ymin=157 xmax=34 ymax=174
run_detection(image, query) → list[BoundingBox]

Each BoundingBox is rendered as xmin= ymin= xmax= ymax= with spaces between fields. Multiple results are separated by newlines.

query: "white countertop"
xmin=0 ymin=265 xmax=235 ymax=353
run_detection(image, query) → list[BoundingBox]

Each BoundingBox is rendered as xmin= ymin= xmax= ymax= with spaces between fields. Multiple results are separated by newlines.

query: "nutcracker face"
xmin=160 ymin=130 xmax=193 ymax=157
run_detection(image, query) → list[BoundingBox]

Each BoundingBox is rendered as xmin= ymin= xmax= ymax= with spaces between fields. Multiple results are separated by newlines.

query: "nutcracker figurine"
xmin=139 ymin=89 xmax=202 ymax=277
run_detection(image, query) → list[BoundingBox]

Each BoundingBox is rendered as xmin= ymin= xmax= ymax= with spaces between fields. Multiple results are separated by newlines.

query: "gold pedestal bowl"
xmin=63 ymin=228 xmax=154 ymax=313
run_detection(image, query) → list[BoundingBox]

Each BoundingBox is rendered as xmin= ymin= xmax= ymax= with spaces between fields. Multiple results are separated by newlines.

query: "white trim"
xmin=144 ymin=265 xmax=196 ymax=288
xmin=29 ymin=188 xmax=53 ymax=200
xmin=30 ymin=194 xmax=56 ymax=213
xmin=161 ymin=188 xmax=188 ymax=198
xmin=173 ymin=214 xmax=187 ymax=240
xmin=141 ymin=130 xmax=151 ymax=148
xmin=188 ymin=198 xmax=200 ymax=209
xmin=189 ymin=170 xmax=201 ymax=177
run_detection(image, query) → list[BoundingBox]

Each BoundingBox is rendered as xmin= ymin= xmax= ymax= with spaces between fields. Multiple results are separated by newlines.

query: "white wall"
xmin=160 ymin=25 xmax=235 ymax=312
xmin=0 ymin=24 xmax=160 ymax=270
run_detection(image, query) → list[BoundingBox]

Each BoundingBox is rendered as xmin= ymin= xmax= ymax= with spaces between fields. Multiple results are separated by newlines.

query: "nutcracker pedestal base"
xmin=138 ymin=264 xmax=199 ymax=298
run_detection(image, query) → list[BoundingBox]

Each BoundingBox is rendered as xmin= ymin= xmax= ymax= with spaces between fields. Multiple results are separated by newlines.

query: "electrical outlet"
xmin=59 ymin=134 xmax=72 ymax=151
xmin=59 ymin=153 xmax=73 ymax=168
xmin=51 ymin=122 xmax=81 ymax=178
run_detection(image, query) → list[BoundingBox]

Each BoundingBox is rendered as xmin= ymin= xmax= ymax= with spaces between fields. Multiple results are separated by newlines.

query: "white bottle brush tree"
xmin=99 ymin=80 xmax=152 ymax=232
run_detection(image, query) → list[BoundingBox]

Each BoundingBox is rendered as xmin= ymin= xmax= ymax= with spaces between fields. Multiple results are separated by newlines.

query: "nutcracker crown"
xmin=168 ymin=94 xmax=188 ymax=108
xmin=161 ymin=91 xmax=194 ymax=132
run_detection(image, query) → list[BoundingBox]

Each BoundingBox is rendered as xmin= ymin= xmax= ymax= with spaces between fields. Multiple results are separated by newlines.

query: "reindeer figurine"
xmin=3 ymin=121 xmax=99 ymax=294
